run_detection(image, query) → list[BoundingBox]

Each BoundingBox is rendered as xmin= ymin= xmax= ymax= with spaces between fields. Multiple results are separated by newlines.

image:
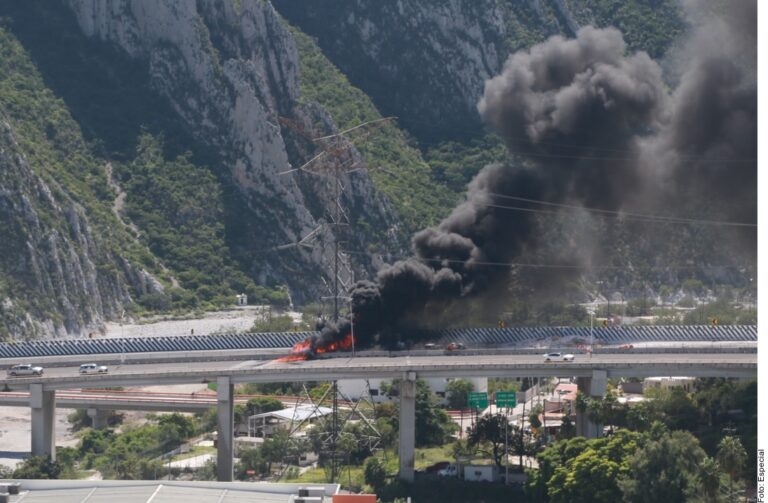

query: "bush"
xmin=363 ymin=457 xmax=387 ymax=492
xmin=12 ymin=456 xmax=63 ymax=479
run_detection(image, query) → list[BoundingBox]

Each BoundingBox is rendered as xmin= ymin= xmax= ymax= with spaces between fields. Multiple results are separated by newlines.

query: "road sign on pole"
xmin=468 ymin=392 xmax=488 ymax=409
xmin=495 ymin=391 xmax=517 ymax=408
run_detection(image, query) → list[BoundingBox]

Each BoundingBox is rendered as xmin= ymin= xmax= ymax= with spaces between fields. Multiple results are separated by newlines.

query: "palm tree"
xmin=698 ymin=457 xmax=721 ymax=503
xmin=716 ymin=436 xmax=747 ymax=499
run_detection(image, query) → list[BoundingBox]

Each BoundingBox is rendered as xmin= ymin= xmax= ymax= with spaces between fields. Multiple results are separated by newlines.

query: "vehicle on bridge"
xmin=79 ymin=363 xmax=109 ymax=375
xmin=543 ymin=352 xmax=575 ymax=362
xmin=7 ymin=364 xmax=43 ymax=377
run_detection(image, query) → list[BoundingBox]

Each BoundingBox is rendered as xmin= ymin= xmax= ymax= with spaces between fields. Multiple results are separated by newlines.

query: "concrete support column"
xmin=87 ymin=409 xmax=110 ymax=430
xmin=30 ymin=384 xmax=56 ymax=460
xmin=216 ymin=376 xmax=234 ymax=482
xmin=576 ymin=370 xmax=607 ymax=439
xmin=398 ymin=372 xmax=417 ymax=482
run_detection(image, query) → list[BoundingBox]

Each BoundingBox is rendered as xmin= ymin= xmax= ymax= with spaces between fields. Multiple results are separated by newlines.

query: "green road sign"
xmin=468 ymin=391 xmax=488 ymax=409
xmin=495 ymin=391 xmax=517 ymax=408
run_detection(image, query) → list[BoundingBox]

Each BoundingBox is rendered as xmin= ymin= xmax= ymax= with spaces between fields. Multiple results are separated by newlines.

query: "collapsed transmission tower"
xmin=278 ymin=116 xmax=394 ymax=482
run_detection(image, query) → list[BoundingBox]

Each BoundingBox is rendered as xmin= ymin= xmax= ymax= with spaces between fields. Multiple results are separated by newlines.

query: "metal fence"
xmin=0 ymin=325 xmax=755 ymax=359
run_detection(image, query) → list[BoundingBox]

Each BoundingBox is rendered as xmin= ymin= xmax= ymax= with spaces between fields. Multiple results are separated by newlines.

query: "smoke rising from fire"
xmin=302 ymin=1 xmax=755 ymax=352
xmin=640 ymin=0 xmax=757 ymax=242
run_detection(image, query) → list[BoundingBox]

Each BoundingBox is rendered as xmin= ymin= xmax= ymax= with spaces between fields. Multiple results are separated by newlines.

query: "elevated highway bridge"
xmin=0 ymin=348 xmax=756 ymax=483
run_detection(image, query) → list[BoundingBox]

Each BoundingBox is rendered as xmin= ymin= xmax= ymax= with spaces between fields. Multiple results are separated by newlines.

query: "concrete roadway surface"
xmin=0 ymin=352 xmax=756 ymax=390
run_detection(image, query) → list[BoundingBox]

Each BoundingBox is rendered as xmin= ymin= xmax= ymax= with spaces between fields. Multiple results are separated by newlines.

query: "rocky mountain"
xmin=0 ymin=0 xmax=406 ymax=338
xmin=274 ymin=0 xmax=684 ymax=143
xmin=0 ymin=0 xmax=752 ymax=339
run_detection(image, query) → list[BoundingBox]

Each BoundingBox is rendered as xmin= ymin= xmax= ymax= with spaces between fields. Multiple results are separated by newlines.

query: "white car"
xmin=438 ymin=464 xmax=458 ymax=477
xmin=543 ymin=352 xmax=575 ymax=362
xmin=7 ymin=364 xmax=44 ymax=377
xmin=79 ymin=363 xmax=109 ymax=375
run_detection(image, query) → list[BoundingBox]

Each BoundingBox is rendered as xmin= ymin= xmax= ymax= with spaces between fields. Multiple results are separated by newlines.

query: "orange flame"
xmin=274 ymin=333 xmax=354 ymax=362
xmin=315 ymin=332 xmax=354 ymax=354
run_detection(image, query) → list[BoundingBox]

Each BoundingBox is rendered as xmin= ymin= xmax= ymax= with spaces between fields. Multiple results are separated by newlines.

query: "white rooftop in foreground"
xmin=1 ymin=480 xmax=339 ymax=502
xmin=250 ymin=406 xmax=333 ymax=422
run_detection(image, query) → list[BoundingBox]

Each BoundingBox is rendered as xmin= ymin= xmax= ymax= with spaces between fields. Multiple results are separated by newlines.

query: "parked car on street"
xmin=424 ymin=343 xmax=438 ymax=349
xmin=6 ymin=364 xmax=43 ymax=377
xmin=543 ymin=352 xmax=575 ymax=362
xmin=438 ymin=464 xmax=459 ymax=477
xmin=79 ymin=363 xmax=109 ymax=375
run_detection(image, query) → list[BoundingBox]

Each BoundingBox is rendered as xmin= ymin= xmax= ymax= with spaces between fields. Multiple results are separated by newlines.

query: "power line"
xmin=341 ymin=248 xmax=750 ymax=271
xmin=396 ymin=116 xmax=756 ymax=164
xmin=480 ymin=193 xmax=756 ymax=228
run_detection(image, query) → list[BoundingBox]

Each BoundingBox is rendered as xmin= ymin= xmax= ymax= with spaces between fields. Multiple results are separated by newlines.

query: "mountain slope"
xmin=0 ymin=25 xmax=166 ymax=339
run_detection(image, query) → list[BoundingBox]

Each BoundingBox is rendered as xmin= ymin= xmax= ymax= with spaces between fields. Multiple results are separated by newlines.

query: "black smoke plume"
xmin=319 ymin=2 xmax=756 ymax=349
xmin=639 ymin=0 xmax=757 ymax=250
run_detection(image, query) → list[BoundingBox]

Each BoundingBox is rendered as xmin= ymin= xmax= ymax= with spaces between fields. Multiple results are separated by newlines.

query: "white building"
xmin=338 ymin=377 xmax=488 ymax=404
xmin=247 ymin=406 xmax=332 ymax=438
xmin=642 ymin=376 xmax=696 ymax=393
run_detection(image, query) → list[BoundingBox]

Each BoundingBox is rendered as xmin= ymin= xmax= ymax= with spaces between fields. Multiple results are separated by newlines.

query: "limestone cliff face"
xmin=273 ymin=0 xmax=505 ymax=142
xmin=63 ymin=0 xmax=397 ymax=303
xmin=0 ymin=119 xmax=158 ymax=339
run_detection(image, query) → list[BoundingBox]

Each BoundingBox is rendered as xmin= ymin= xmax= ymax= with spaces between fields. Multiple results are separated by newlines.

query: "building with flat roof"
xmin=0 ymin=480 xmax=340 ymax=502
xmin=247 ymin=405 xmax=332 ymax=438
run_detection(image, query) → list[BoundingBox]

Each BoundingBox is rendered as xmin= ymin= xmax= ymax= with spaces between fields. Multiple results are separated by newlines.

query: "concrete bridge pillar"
xmin=30 ymin=384 xmax=56 ymax=460
xmin=87 ymin=409 xmax=110 ymax=429
xmin=398 ymin=372 xmax=417 ymax=482
xmin=216 ymin=376 xmax=234 ymax=482
xmin=576 ymin=370 xmax=607 ymax=439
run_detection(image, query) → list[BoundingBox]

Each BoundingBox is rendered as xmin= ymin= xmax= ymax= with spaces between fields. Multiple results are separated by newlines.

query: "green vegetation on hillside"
xmin=423 ymin=135 xmax=510 ymax=192
xmin=0 ymin=24 xmax=165 ymax=319
xmin=570 ymin=0 xmax=685 ymax=59
xmin=500 ymin=0 xmax=685 ymax=60
xmin=118 ymin=134 xmax=288 ymax=310
xmin=290 ymin=26 xmax=456 ymax=235
xmin=0 ymin=2 xmax=289 ymax=319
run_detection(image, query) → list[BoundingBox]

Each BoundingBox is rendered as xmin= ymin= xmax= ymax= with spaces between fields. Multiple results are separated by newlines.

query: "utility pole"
xmin=588 ymin=304 xmax=596 ymax=357
xmin=504 ymin=409 xmax=509 ymax=485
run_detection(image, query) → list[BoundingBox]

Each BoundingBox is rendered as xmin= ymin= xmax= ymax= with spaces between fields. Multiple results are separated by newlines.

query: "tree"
xmin=341 ymin=422 xmax=379 ymax=464
xmin=716 ymin=436 xmax=747 ymax=500
xmin=414 ymin=379 xmax=456 ymax=447
xmin=527 ymin=429 xmax=651 ymax=503
xmin=468 ymin=413 xmax=509 ymax=468
xmin=507 ymin=424 xmax=534 ymax=470
xmin=79 ymin=428 xmax=115 ymax=457
xmin=697 ymin=457 xmax=723 ymax=503
xmin=246 ymin=397 xmax=284 ymax=416
xmin=654 ymin=387 xmax=703 ymax=431
xmin=558 ymin=415 xmax=576 ymax=440
xmin=529 ymin=405 xmax=542 ymax=430
xmin=446 ymin=379 xmax=473 ymax=410
xmin=626 ymin=400 xmax=661 ymax=432
xmin=158 ymin=412 xmax=195 ymax=440
xmin=619 ymin=429 xmax=706 ymax=503
xmin=585 ymin=388 xmax=628 ymax=434
xmin=260 ymin=429 xmax=308 ymax=471
xmin=525 ymin=437 xmax=589 ymax=503
xmin=548 ymin=448 xmax=623 ymax=503
xmin=236 ymin=446 xmax=268 ymax=479
xmin=363 ymin=457 xmax=387 ymax=492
